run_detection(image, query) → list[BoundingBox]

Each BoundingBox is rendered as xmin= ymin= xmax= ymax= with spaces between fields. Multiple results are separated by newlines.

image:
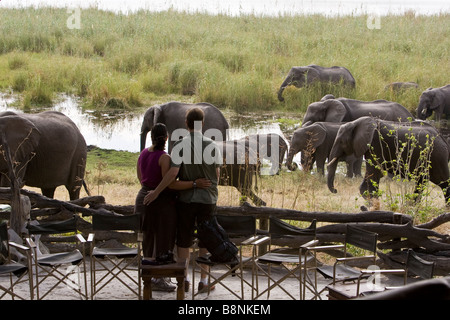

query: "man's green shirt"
xmin=170 ymin=132 xmax=222 ymax=204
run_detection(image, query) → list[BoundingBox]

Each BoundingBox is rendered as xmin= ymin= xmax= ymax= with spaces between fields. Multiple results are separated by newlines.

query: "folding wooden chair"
xmin=88 ymin=213 xmax=142 ymax=300
xmin=357 ymin=248 xmax=435 ymax=297
xmin=0 ymin=221 xmax=34 ymax=300
xmin=25 ymin=215 xmax=88 ymax=300
xmin=253 ymin=217 xmax=317 ymax=300
xmin=303 ymin=224 xmax=379 ymax=299
xmin=192 ymin=215 xmax=266 ymax=300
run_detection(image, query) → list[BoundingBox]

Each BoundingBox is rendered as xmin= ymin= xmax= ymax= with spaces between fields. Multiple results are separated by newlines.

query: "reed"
xmin=0 ymin=8 xmax=448 ymax=114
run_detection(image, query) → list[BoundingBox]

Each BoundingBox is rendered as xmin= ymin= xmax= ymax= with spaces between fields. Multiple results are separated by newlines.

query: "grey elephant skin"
xmin=302 ymin=98 xmax=414 ymax=126
xmin=385 ymin=82 xmax=419 ymax=92
xmin=216 ymin=140 xmax=265 ymax=206
xmin=327 ymin=117 xmax=450 ymax=205
xmin=238 ymin=133 xmax=288 ymax=175
xmin=0 ymin=111 xmax=88 ymax=200
xmin=277 ymin=65 xmax=356 ymax=102
xmin=140 ymin=101 xmax=229 ymax=152
xmin=416 ymin=84 xmax=450 ymax=122
xmin=286 ymin=122 xmax=362 ymax=177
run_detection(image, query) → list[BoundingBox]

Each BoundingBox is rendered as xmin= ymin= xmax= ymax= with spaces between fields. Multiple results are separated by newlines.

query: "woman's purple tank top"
xmin=138 ymin=149 xmax=166 ymax=189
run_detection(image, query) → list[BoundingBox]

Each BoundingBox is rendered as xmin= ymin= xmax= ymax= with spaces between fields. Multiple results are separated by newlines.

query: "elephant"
xmin=384 ymin=82 xmax=419 ymax=92
xmin=0 ymin=111 xmax=88 ymax=200
xmin=326 ymin=116 xmax=450 ymax=205
xmin=237 ymin=133 xmax=288 ymax=175
xmin=416 ymin=84 xmax=450 ymax=122
xmin=140 ymin=101 xmax=229 ymax=153
xmin=301 ymin=97 xmax=414 ymax=126
xmin=277 ymin=65 xmax=356 ymax=102
xmin=285 ymin=122 xmax=362 ymax=177
xmin=215 ymin=140 xmax=266 ymax=206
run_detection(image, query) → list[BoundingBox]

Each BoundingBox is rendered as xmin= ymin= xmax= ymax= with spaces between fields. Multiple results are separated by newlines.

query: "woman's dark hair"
xmin=151 ymin=123 xmax=168 ymax=151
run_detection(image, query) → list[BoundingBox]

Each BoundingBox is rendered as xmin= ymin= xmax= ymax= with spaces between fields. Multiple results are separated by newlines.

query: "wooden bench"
xmin=141 ymin=259 xmax=188 ymax=300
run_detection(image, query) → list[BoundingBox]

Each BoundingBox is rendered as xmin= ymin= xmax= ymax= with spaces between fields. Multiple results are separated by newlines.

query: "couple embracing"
xmin=135 ymin=107 xmax=221 ymax=293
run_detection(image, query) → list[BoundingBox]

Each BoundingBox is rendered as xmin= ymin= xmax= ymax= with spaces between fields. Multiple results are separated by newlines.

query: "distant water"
xmin=2 ymin=0 xmax=449 ymax=16
xmin=0 ymin=94 xmax=294 ymax=154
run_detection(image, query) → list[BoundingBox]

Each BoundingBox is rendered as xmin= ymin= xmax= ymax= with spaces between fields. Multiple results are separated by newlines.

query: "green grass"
xmin=85 ymin=146 xmax=138 ymax=187
xmin=0 ymin=8 xmax=448 ymax=113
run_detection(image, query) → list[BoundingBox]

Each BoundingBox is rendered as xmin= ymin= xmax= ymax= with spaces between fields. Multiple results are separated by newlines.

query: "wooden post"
xmin=392 ymin=212 xmax=403 ymax=253
xmin=2 ymin=133 xmax=30 ymax=235
xmin=258 ymin=218 xmax=269 ymax=254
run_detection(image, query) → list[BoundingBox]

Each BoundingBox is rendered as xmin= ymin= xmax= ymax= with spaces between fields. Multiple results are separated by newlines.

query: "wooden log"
xmin=69 ymin=195 xmax=106 ymax=207
xmin=0 ymin=188 xmax=115 ymax=218
xmin=216 ymin=201 xmax=412 ymax=224
xmin=416 ymin=212 xmax=450 ymax=230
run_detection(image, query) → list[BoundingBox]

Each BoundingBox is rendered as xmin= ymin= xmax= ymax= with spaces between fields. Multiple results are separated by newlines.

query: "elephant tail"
xmin=82 ymin=179 xmax=91 ymax=196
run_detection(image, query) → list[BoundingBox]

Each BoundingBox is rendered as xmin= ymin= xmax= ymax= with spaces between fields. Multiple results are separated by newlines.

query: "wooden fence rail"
xmin=1 ymin=188 xmax=449 ymax=275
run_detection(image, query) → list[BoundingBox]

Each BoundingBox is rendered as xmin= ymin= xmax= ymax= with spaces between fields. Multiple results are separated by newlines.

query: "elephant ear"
xmin=429 ymin=90 xmax=443 ymax=111
xmin=323 ymin=99 xmax=346 ymax=122
xmin=153 ymin=105 xmax=162 ymax=126
xmin=352 ymin=117 xmax=376 ymax=157
xmin=0 ymin=115 xmax=40 ymax=168
xmin=308 ymin=124 xmax=327 ymax=149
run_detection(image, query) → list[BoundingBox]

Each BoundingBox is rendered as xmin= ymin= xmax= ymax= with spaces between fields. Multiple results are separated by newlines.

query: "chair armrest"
xmin=303 ymin=244 xmax=344 ymax=252
xmin=301 ymin=239 xmax=320 ymax=249
xmin=25 ymin=237 xmax=37 ymax=248
xmin=360 ymin=269 xmax=405 ymax=276
xmin=87 ymin=233 xmax=95 ymax=242
xmin=356 ymin=269 xmax=406 ymax=296
xmin=76 ymin=234 xmax=86 ymax=243
xmin=336 ymin=255 xmax=375 ymax=263
xmin=246 ymin=235 xmax=270 ymax=246
xmin=9 ymin=241 xmax=30 ymax=251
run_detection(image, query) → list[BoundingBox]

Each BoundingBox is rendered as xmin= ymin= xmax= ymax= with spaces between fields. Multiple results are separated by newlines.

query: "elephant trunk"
xmin=417 ymin=103 xmax=426 ymax=120
xmin=327 ymin=157 xmax=338 ymax=193
xmin=140 ymin=129 xmax=149 ymax=151
xmin=417 ymin=98 xmax=432 ymax=120
xmin=277 ymin=75 xmax=293 ymax=102
xmin=285 ymin=147 xmax=298 ymax=171
xmin=277 ymin=86 xmax=286 ymax=102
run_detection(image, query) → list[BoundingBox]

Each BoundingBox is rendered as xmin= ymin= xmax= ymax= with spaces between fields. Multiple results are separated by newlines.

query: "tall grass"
xmin=0 ymin=8 xmax=448 ymax=113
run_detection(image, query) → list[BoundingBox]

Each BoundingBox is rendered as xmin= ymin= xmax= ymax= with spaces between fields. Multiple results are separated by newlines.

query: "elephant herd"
xmin=279 ymin=65 xmax=450 ymax=206
xmin=1 ymin=64 xmax=449 ymax=208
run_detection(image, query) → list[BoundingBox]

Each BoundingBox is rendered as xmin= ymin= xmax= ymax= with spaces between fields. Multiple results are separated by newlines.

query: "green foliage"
xmin=366 ymin=122 xmax=446 ymax=221
xmin=0 ymin=8 xmax=448 ymax=113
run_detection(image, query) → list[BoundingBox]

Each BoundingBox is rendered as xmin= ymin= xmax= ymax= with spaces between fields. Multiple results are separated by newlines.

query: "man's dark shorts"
xmin=176 ymin=201 xmax=216 ymax=248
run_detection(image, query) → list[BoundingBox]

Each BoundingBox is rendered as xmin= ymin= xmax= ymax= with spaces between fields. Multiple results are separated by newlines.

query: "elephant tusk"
xmin=327 ymin=157 xmax=337 ymax=167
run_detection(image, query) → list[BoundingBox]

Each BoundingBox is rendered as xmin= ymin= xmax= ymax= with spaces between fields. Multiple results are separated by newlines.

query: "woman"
xmin=134 ymin=123 xmax=210 ymax=291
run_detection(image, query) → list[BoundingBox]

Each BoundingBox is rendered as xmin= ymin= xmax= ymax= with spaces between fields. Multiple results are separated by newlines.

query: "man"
xmin=144 ymin=107 xmax=222 ymax=293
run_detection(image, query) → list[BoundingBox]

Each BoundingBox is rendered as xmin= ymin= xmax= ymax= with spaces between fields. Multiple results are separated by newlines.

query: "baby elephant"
xmin=277 ymin=65 xmax=356 ymax=102
xmin=286 ymin=122 xmax=362 ymax=178
xmin=416 ymin=84 xmax=450 ymax=122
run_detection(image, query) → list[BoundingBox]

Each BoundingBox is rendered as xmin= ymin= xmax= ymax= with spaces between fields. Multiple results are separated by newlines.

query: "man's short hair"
xmin=186 ymin=107 xmax=204 ymax=130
